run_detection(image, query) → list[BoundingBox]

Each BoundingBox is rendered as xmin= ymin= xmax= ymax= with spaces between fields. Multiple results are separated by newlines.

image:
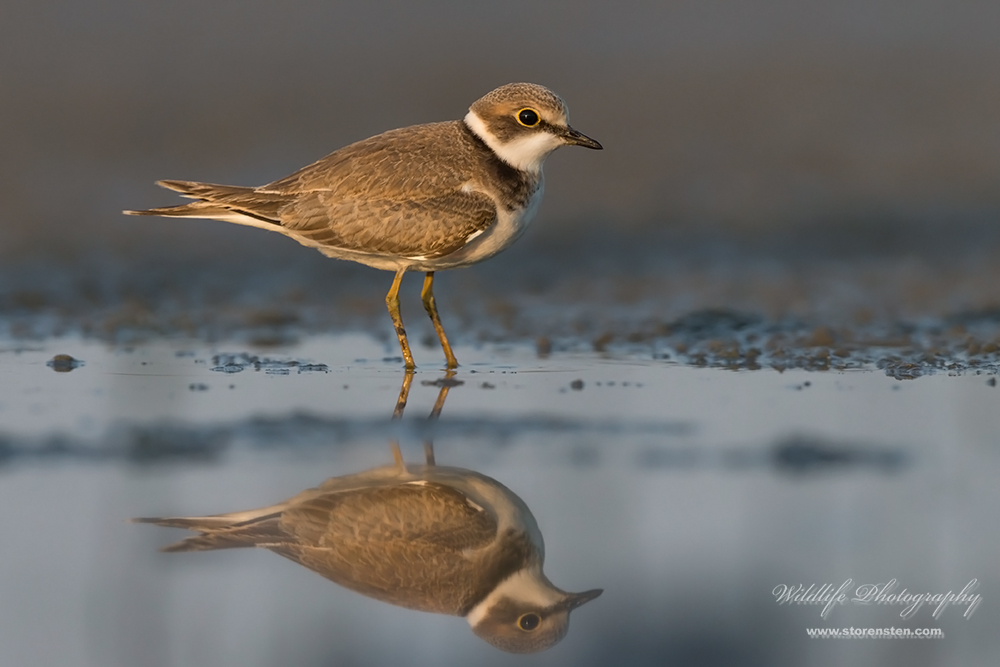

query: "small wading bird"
xmin=125 ymin=83 xmax=601 ymax=368
xmin=133 ymin=445 xmax=602 ymax=653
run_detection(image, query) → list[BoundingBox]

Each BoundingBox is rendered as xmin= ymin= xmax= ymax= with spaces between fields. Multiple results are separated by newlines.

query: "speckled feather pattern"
xmin=141 ymin=119 xmax=542 ymax=262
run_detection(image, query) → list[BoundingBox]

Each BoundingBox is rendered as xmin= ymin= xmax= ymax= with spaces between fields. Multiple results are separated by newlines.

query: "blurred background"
xmin=3 ymin=0 xmax=1000 ymax=344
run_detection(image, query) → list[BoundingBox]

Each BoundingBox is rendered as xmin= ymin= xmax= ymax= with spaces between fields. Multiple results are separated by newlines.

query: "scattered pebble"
xmin=297 ymin=363 xmax=330 ymax=373
xmin=46 ymin=354 xmax=84 ymax=373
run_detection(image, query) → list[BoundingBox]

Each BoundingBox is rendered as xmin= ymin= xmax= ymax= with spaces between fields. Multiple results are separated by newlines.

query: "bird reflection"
xmin=134 ymin=371 xmax=602 ymax=653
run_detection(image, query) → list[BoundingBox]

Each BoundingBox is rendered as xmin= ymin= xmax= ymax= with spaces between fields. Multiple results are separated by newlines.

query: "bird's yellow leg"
xmin=386 ymin=269 xmax=416 ymax=369
xmin=421 ymin=272 xmax=458 ymax=368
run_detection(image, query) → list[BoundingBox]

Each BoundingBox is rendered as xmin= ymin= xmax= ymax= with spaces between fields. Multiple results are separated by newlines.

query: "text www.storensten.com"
xmin=807 ymin=627 xmax=943 ymax=639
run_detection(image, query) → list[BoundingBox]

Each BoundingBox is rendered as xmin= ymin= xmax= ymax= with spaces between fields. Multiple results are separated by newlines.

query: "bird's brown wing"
xmin=261 ymin=122 xmax=474 ymax=199
xmin=261 ymin=121 xmax=499 ymax=258
xmin=279 ymin=190 xmax=496 ymax=258
xmin=273 ymin=482 xmax=499 ymax=614
xmin=128 ymin=122 xmax=501 ymax=259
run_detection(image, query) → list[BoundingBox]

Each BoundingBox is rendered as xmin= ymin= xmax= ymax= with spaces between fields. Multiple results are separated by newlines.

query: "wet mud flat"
xmin=5 ymin=219 xmax=1000 ymax=378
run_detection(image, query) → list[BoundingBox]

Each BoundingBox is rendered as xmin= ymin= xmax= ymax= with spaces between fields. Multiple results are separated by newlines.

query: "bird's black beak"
xmin=555 ymin=588 xmax=604 ymax=612
xmin=560 ymin=126 xmax=603 ymax=150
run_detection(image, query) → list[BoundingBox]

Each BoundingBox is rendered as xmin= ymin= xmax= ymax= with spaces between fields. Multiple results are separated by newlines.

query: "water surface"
xmin=2 ymin=335 xmax=996 ymax=666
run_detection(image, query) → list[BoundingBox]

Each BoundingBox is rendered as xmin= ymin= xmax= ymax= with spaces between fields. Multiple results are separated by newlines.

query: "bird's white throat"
xmin=465 ymin=566 xmax=565 ymax=628
xmin=464 ymin=111 xmax=563 ymax=174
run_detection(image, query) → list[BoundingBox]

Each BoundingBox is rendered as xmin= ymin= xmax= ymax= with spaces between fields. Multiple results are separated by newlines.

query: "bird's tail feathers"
xmin=131 ymin=512 xmax=286 ymax=553
xmin=155 ymin=180 xmax=256 ymax=200
xmin=123 ymin=180 xmax=286 ymax=228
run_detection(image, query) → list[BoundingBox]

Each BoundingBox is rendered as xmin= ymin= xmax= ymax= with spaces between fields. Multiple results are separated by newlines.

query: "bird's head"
xmin=464 ymin=82 xmax=602 ymax=174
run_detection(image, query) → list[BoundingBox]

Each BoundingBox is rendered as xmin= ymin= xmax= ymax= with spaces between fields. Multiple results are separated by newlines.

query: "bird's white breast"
xmin=407 ymin=178 xmax=544 ymax=272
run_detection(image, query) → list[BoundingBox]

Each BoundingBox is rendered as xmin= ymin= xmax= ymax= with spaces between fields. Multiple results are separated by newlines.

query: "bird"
xmin=132 ymin=453 xmax=603 ymax=653
xmin=124 ymin=83 xmax=602 ymax=368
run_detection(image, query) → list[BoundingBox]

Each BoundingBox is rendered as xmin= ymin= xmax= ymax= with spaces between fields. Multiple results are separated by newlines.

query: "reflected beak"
xmin=555 ymin=588 xmax=604 ymax=612
xmin=559 ymin=126 xmax=603 ymax=150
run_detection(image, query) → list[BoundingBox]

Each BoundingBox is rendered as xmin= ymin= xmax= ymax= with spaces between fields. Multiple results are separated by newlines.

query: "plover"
xmin=124 ymin=83 xmax=601 ymax=368
xmin=133 ymin=454 xmax=602 ymax=653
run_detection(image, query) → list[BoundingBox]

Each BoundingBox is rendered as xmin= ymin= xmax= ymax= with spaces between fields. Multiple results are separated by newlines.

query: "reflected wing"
xmin=273 ymin=482 xmax=499 ymax=614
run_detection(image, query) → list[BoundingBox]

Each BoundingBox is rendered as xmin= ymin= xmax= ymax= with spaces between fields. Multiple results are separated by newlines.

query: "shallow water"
xmin=2 ymin=334 xmax=997 ymax=667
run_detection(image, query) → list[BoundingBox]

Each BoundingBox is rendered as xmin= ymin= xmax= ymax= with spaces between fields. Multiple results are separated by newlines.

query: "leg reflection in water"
xmin=134 ymin=371 xmax=601 ymax=653
xmin=390 ymin=369 xmax=458 ymax=469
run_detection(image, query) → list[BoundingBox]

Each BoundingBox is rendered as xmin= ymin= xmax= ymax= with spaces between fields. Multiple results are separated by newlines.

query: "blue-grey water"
xmin=2 ymin=337 xmax=998 ymax=666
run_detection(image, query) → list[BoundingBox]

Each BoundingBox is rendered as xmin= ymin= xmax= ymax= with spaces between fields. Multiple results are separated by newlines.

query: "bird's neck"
xmin=465 ymin=566 xmax=564 ymax=628
xmin=463 ymin=110 xmax=557 ymax=175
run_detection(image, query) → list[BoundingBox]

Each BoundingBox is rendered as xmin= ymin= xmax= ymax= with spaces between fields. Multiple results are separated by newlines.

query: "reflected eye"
xmin=516 ymin=108 xmax=541 ymax=127
xmin=517 ymin=613 xmax=541 ymax=631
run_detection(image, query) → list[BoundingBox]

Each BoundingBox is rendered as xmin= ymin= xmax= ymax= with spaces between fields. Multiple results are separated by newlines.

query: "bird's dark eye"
xmin=516 ymin=108 xmax=541 ymax=127
xmin=517 ymin=613 xmax=541 ymax=631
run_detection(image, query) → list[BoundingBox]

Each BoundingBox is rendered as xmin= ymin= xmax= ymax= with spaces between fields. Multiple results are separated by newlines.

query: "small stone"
xmin=47 ymin=354 xmax=84 ymax=373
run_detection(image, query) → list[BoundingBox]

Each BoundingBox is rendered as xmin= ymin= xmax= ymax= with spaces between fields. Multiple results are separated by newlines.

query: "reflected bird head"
xmin=467 ymin=568 xmax=603 ymax=653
